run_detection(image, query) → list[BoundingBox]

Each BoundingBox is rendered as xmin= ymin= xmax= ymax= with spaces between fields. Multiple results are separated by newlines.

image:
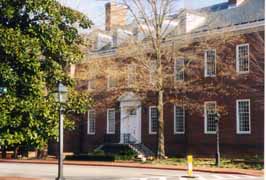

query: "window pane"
xmin=128 ymin=65 xmax=136 ymax=86
xmin=205 ymin=50 xmax=216 ymax=76
xmin=108 ymin=76 xmax=117 ymax=88
xmin=238 ymin=100 xmax=250 ymax=132
xmin=150 ymin=107 xmax=158 ymax=133
xmin=175 ymin=106 xmax=185 ymax=133
xmin=88 ymin=110 xmax=96 ymax=134
xmin=175 ymin=59 xmax=184 ymax=81
xmin=88 ymin=79 xmax=96 ymax=90
xmin=108 ymin=109 xmax=116 ymax=133
xmin=150 ymin=61 xmax=157 ymax=85
xmin=205 ymin=102 xmax=216 ymax=133
xmin=237 ymin=45 xmax=249 ymax=72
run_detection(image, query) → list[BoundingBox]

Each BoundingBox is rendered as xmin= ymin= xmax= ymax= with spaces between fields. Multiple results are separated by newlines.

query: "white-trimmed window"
xmin=88 ymin=79 xmax=96 ymax=90
xmin=107 ymin=108 xmax=116 ymax=134
xmin=88 ymin=110 xmax=96 ymax=134
xmin=236 ymin=44 xmax=249 ymax=73
xmin=107 ymin=76 xmax=117 ymax=89
xmin=174 ymin=105 xmax=185 ymax=134
xmin=128 ymin=64 xmax=136 ymax=86
xmin=204 ymin=101 xmax=217 ymax=134
xmin=149 ymin=106 xmax=158 ymax=134
xmin=236 ymin=99 xmax=251 ymax=134
xmin=175 ymin=59 xmax=185 ymax=81
xmin=204 ymin=49 xmax=216 ymax=77
xmin=149 ymin=60 xmax=157 ymax=85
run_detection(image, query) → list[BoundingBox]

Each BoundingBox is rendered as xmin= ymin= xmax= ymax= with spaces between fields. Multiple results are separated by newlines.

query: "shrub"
xmin=65 ymin=154 xmax=115 ymax=162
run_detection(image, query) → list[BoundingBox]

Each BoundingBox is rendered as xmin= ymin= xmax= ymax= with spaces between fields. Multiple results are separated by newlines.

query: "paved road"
xmin=0 ymin=163 xmax=263 ymax=180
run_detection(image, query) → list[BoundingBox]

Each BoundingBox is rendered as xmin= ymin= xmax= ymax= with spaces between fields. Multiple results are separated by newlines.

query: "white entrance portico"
xmin=118 ymin=92 xmax=141 ymax=144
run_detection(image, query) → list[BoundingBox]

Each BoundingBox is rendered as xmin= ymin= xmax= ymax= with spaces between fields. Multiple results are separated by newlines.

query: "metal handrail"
xmin=122 ymin=133 xmax=137 ymax=144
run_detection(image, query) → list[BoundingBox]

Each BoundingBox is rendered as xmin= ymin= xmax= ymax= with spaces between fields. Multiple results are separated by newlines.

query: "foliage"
xmin=0 ymin=0 xmax=92 ymax=151
xmin=65 ymin=154 xmax=115 ymax=162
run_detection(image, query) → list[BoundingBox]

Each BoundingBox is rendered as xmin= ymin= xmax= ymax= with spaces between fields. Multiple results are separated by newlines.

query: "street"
xmin=0 ymin=163 xmax=263 ymax=180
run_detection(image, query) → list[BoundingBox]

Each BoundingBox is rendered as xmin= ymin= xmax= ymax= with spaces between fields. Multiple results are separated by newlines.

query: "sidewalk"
xmin=0 ymin=159 xmax=263 ymax=177
xmin=0 ymin=177 xmax=40 ymax=180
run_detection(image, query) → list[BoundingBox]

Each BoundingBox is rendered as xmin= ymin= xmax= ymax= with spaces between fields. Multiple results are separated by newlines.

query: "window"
xmin=174 ymin=105 xmax=185 ymax=134
xmin=88 ymin=79 xmax=96 ymax=90
xmin=236 ymin=99 xmax=251 ymax=134
xmin=107 ymin=108 xmax=116 ymax=134
xmin=204 ymin=102 xmax=217 ymax=134
xmin=204 ymin=50 xmax=216 ymax=77
xmin=175 ymin=59 xmax=184 ymax=81
xmin=128 ymin=64 xmax=136 ymax=86
xmin=149 ymin=60 xmax=157 ymax=85
xmin=107 ymin=75 xmax=117 ymax=89
xmin=88 ymin=110 xmax=96 ymax=134
xmin=149 ymin=106 xmax=158 ymax=134
xmin=236 ymin=44 xmax=249 ymax=73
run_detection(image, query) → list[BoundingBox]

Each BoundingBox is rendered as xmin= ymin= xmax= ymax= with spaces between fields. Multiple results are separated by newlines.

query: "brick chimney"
xmin=105 ymin=2 xmax=127 ymax=31
xmin=228 ymin=0 xmax=245 ymax=6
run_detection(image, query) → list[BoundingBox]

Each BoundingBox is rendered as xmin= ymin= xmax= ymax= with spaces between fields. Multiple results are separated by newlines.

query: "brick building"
xmin=50 ymin=0 xmax=265 ymax=157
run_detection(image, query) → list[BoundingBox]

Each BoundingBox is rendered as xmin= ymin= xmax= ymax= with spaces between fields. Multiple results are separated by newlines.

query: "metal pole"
xmin=216 ymin=121 xmax=220 ymax=167
xmin=56 ymin=85 xmax=64 ymax=180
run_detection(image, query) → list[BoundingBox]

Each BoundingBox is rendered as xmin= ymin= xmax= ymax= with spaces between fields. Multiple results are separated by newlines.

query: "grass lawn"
xmin=139 ymin=156 xmax=264 ymax=170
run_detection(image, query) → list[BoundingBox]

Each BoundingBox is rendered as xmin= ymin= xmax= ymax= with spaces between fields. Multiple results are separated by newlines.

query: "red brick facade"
xmin=50 ymin=29 xmax=264 ymax=157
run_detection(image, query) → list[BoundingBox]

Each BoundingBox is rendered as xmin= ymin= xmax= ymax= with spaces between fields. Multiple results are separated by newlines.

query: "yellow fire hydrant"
xmin=187 ymin=155 xmax=193 ymax=177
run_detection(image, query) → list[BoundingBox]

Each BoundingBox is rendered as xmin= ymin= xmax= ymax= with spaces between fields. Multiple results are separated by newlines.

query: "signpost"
xmin=214 ymin=112 xmax=221 ymax=167
xmin=54 ymin=82 xmax=68 ymax=180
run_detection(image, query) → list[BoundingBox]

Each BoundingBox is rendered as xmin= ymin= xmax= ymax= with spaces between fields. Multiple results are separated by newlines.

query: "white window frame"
xmin=236 ymin=43 xmax=249 ymax=74
xmin=174 ymin=105 xmax=185 ymax=134
xmin=107 ymin=108 xmax=116 ymax=134
xmin=204 ymin=49 xmax=216 ymax=77
xmin=88 ymin=79 xmax=96 ymax=90
xmin=149 ymin=60 xmax=157 ymax=85
xmin=149 ymin=106 xmax=158 ymax=135
xmin=204 ymin=101 xmax=217 ymax=134
xmin=236 ymin=99 xmax=251 ymax=134
xmin=87 ymin=110 xmax=96 ymax=135
xmin=128 ymin=64 xmax=136 ymax=87
xmin=174 ymin=59 xmax=185 ymax=81
xmin=107 ymin=75 xmax=116 ymax=89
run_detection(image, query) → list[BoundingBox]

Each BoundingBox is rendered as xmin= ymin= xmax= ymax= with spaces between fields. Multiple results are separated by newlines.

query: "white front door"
xmin=128 ymin=108 xmax=138 ymax=142
xmin=120 ymin=105 xmax=141 ymax=144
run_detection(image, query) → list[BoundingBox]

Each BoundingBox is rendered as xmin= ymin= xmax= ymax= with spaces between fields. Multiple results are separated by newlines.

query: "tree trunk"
xmin=156 ymin=53 xmax=165 ymax=158
xmin=13 ymin=146 xmax=19 ymax=159
xmin=157 ymin=89 xmax=165 ymax=158
xmin=2 ymin=146 xmax=7 ymax=159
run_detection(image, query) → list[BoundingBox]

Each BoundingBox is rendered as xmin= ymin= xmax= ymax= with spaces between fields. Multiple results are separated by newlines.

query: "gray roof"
xmin=200 ymin=2 xmax=230 ymax=12
xmin=193 ymin=0 xmax=265 ymax=33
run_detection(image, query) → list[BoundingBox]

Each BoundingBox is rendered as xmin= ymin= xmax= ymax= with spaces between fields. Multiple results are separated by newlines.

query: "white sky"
xmin=58 ymin=0 xmax=227 ymax=30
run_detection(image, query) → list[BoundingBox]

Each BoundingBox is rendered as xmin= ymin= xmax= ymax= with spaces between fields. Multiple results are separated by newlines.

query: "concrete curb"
xmin=0 ymin=159 xmax=263 ymax=177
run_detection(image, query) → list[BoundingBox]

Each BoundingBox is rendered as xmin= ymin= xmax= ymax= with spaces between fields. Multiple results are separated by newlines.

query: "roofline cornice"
xmin=82 ymin=20 xmax=265 ymax=62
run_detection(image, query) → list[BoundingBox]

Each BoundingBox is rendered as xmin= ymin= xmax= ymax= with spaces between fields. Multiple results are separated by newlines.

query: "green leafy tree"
xmin=0 ymin=0 xmax=92 ymax=157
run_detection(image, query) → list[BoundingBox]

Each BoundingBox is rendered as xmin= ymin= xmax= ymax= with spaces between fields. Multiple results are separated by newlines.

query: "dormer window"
xmin=96 ymin=33 xmax=113 ymax=51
